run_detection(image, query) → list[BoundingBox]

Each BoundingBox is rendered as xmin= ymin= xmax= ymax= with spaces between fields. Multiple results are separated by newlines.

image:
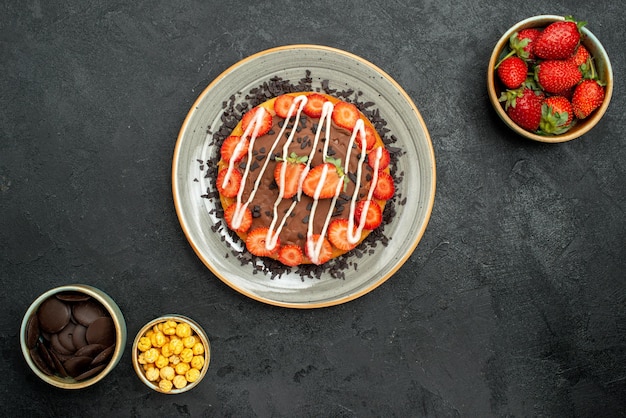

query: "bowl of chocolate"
xmin=20 ymin=284 xmax=127 ymax=389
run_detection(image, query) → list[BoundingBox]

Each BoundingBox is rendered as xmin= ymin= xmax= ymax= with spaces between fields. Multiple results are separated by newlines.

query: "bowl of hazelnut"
xmin=132 ymin=315 xmax=210 ymax=394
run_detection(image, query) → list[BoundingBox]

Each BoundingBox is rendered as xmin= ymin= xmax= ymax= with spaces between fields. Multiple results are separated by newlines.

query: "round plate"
xmin=172 ymin=45 xmax=436 ymax=308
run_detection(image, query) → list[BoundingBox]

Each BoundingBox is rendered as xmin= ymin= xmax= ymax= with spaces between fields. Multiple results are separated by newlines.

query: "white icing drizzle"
xmin=266 ymin=96 xmax=309 ymax=249
xmin=223 ymin=94 xmax=386 ymax=261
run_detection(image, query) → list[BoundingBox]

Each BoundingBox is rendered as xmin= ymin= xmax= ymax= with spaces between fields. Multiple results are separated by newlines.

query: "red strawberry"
xmin=538 ymin=96 xmax=574 ymax=135
xmin=535 ymin=60 xmax=582 ymax=94
xmin=327 ymin=218 xmax=357 ymax=251
xmin=278 ymin=244 xmax=303 ymax=266
xmin=274 ymin=94 xmax=295 ymax=119
xmin=572 ymin=79 xmax=605 ymax=119
xmin=303 ymin=93 xmax=328 ymax=118
xmin=511 ymin=28 xmax=542 ymax=60
xmin=496 ymin=56 xmax=528 ymax=89
xmin=220 ymin=135 xmax=249 ymax=163
xmin=356 ymin=125 xmax=377 ymax=151
xmin=566 ymin=44 xmax=591 ymax=68
xmin=216 ymin=168 xmax=242 ymax=198
xmin=301 ymin=158 xmax=345 ymax=199
xmin=305 ymin=234 xmax=333 ymax=265
xmin=332 ymin=101 xmax=360 ymax=130
xmin=241 ymin=106 xmax=273 ymax=136
xmin=246 ymin=227 xmax=279 ymax=257
xmin=274 ymin=153 xmax=308 ymax=199
xmin=367 ymin=147 xmax=390 ymax=171
xmin=533 ymin=17 xmax=585 ymax=60
xmin=224 ymin=203 xmax=253 ymax=234
xmin=553 ymin=86 xmax=575 ymax=100
xmin=499 ymin=87 xmax=544 ymax=132
xmin=354 ymin=200 xmax=382 ymax=230
xmin=373 ymin=171 xmax=395 ymax=200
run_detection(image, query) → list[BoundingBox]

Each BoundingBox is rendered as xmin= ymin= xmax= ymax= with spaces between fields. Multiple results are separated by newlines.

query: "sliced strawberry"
xmin=354 ymin=200 xmax=382 ymax=230
xmin=327 ymin=218 xmax=357 ymax=251
xmin=216 ymin=168 xmax=242 ymax=198
xmin=332 ymin=101 xmax=360 ymax=131
xmin=220 ymin=135 xmax=249 ymax=163
xmin=241 ymin=106 xmax=272 ymax=136
xmin=301 ymin=161 xmax=344 ymax=199
xmin=373 ymin=171 xmax=395 ymax=200
xmin=354 ymin=125 xmax=377 ymax=151
xmin=274 ymin=94 xmax=295 ymax=119
xmin=223 ymin=203 xmax=252 ymax=234
xmin=274 ymin=153 xmax=308 ymax=199
xmin=367 ymin=147 xmax=390 ymax=171
xmin=303 ymin=93 xmax=328 ymax=118
xmin=305 ymin=234 xmax=333 ymax=265
xmin=278 ymin=244 xmax=303 ymax=266
xmin=246 ymin=227 xmax=279 ymax=257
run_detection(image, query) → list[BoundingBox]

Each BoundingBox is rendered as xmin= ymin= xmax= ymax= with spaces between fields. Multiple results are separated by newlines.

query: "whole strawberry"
xmin=566 ymin=44 xmax=591 ymax=68
xmin=535 ymin=60 xmax=582 ymax=93
xmin=538 ymin=96 xmax=573 ymax=135
xmin=500 ymin=87 xmax=544 ymax=131
xmin=496 ymin=56 xmax=528 ymax=89
xmin=533 ymin=16 xmax=586 ymax=60
xmin=572 ymin=79 xmax=605 ymax=119
xmin=511 ymin=28 xmax=542 ymax=60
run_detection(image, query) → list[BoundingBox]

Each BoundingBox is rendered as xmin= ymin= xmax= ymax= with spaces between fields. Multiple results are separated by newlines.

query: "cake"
xmin=214 ymin=91 xmax=395 ymax=267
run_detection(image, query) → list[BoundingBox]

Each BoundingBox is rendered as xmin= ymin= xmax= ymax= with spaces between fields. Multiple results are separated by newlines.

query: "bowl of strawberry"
xmin=488 ymin=15 xmax=613 ymax=143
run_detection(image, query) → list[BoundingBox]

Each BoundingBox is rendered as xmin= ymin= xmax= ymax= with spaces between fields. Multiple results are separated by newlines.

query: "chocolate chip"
xmin=63 ymin=356 xmax=93 ymax=378
xmin=86 ymin=317 xmax=115 ymax=346
xmin=71 ymin=324 xmax=89 ymax=349
xmin=74 ymin=364 xmax=106 ymax=382
xmin=74 ymin=344 xmax=107 ymax=358
xmin=50 ymin=333 xmax=74 ymax=356
xmin=49 ymin=350 xmax=69 ymax=378
xmin=30 ymin=347 xmax=54 ymax=376
xmin=37 ymin=297 xmax=71 ymax=334
xmin=91 ymin=345 xmax=114 ymax=366
xmin=56 ymin=291 xmax=91 ymax=302
xmin=57 ymin=322 xmax=77 ymax=352
xmin=36 ymin=341 xmax=56 ymax=373
xmin=25 ymin=315 xmax=40 ymax=349
xmin=73 ymin=300 xmax=107 ymax=326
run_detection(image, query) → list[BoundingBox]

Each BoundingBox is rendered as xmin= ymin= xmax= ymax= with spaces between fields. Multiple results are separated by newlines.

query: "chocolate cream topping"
xmin=235 ymin=113 xmax=376 ymax=248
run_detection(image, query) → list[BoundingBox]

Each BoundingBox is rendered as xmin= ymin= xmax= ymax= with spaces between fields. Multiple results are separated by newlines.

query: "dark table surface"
xmin=2 ymin=1 xmax=625 ymax=416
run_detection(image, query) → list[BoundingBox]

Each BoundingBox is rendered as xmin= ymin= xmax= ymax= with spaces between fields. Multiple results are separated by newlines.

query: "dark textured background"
xmin=2 ymin=1 xmax=625 ymax=416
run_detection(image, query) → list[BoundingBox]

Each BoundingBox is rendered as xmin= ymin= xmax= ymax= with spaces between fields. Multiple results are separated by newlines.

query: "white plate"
xmin=172 ymin=45 xmax=435 ymax=308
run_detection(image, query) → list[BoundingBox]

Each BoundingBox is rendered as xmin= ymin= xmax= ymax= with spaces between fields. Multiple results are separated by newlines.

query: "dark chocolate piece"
xmin=85 ymin=317 xmax=115 ymax=346
xmin=49 ymin=350 xmax=69 ymax=378
xmin=36 ymin=341 xmax=56 ymax=372
xmin=50 ymin=333 xmax=74 ymax=356
xmin=74 ymin=364 xmax=106 ymax=381
xmin=57 ymin=322 xmax=77 ymax=352
xmin=25 ymin=315 xmax=40 ymax=349
xmin=74 ymin=344 xmax=107 ymax=358
xmin=71 ymin=324 xmax=89 ymax=349
xmin=56 ymin=291 xmax=91 ymax=302
xmin=63 ymin=356 xmax=92 ymax=378
xmin=72 ymin=300 xmax=107 ymax=326
xmin=37 ymin=297 xmax=71 ymax=334
xmin=30 ymin=347 xmax=54 ymax=376
xmin=91 ymin=345 xmax=114 ymax=366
